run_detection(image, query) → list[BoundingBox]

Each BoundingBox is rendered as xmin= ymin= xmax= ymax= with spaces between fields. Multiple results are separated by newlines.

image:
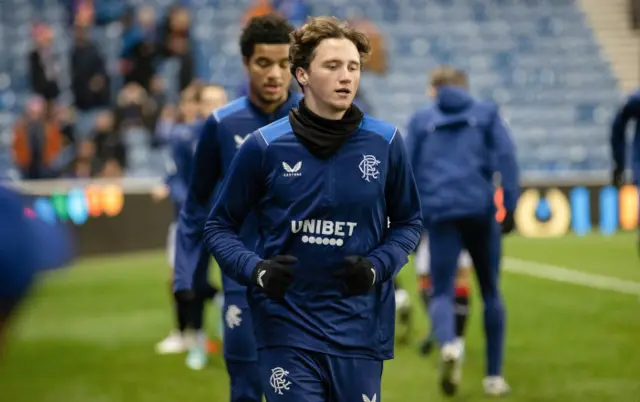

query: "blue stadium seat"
xmin=0 ymin=0 xmax=622 ymax=177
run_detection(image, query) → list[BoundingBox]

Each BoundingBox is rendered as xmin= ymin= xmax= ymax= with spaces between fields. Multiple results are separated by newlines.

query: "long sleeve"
xmin=172 ymin=115 xmax=222 ymax=292
xmin=611 ymin=94 xmax=640 ymax=170
xmin=0 ymin=187 xmax=75 ymax=302
xmin=489 ymin=109 xmax=520 ymax=212
xmin=367 ymin=132 xmax=423 ymax=283
xmin=162 ymin=140 xmax=189 ymax=206
xmin=203 ymin=133 xmax=265 ymax=287
xmin=404 ymin=112 xmax=424 ymax=179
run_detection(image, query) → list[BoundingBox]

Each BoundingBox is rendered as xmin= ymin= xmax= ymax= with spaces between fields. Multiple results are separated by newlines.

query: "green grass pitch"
xmin=1 ymin=234 xmax=639 ymax=401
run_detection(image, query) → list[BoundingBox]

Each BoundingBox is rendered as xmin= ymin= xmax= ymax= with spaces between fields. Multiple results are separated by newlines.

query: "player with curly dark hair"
xmin=172 ymin=14 xmax=298 ymax=401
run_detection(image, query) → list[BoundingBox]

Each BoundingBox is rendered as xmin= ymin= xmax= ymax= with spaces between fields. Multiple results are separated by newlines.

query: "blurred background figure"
xmin=0 ymin=185 xmax=75 ymax=358
xmin=12 ymin=96 xmax=63 ymax=180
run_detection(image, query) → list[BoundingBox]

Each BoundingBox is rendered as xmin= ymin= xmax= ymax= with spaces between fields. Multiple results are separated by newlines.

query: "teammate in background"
xmin=0 ymin=185 xmax=75 ymax=358
xmin=610 ymin=89 xmax=640 ymax=252
xmin=408 ymin=69 xmax=474 ymax=357
xmin=154 ymin=84 xmax=226 ymax=360
xmin=406 ymin=66 xmax=519 ymax=397
xmin=173 ymin=14 xmax=298 ymax=401
xmin=204 ymin=17 xmax=422 ymax=402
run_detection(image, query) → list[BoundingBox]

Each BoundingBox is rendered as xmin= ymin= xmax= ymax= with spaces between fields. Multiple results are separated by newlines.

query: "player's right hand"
xmin=501 ymin=210 xmax=515 ymax=235
xmin=252 ymin=255 xmax=298 ymax=300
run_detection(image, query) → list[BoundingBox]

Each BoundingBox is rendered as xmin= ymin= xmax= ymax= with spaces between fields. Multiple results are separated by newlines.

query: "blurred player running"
xmin=154 ymin=84 xmax=227 ymax=358
xmin=0 ymin=184 xmax=75 ymax=357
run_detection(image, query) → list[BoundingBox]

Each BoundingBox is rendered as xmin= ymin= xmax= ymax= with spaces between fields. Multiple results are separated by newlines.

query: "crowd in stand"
xmin=12 ymin=0 xmax=387 ymax=181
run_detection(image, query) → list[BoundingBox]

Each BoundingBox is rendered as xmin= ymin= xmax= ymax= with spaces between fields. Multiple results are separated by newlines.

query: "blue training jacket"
xmin=163 ymin=121 xmax=202 ymax=219
xmin=203 ymin=114 xmax=422 ymax=360
xmin=406 ymin=86 xmax=520 ymax=223
xmin=0 ymin=185 xmax=74 ymax=304
xmin=611 ymin=88 xmax=640 ymax=183
xmin=172 ymin=94 xmax=300 ymax=295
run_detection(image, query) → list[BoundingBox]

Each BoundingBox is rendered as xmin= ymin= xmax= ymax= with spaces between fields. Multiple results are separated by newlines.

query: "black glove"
xmin=333 ymin=256 xmax=377 ymax=296
xmin=174 ymin=289 xmax=197 ymax=304
xmin=612 ymin=166 xmax=625 ymax=188
xmin=174 ymin=282 xmax=218 ymax=304
xmin=501 ymin=210 xmax=515 ymax=235
xmin=252 ymin=255 xmax=298 ymax=299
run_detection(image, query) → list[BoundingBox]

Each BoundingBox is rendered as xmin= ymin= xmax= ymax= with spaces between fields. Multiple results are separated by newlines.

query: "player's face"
xmin=200 ymin=86 xmax=227 ymax=116
xmin=300 ymin=38 xmax=360 ymax=118
xmin=245 ymin=44 xmax=291 ymax=106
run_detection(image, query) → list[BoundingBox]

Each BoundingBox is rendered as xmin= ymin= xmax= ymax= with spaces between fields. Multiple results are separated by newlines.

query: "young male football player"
xmin=155 ymin=85 xmax=226 ymax=358
xmin=406 ymin=66 xmax=519 ymax=397
xmin=204 ymin=17 xmax=422 ymax=402
xmin=172 ymin=14 xmax=299 ymax=401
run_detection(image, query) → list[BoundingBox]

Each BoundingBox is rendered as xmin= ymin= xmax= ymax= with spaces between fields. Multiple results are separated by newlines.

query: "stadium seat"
xmin=0 ymin=0 xmax=621 ymax=177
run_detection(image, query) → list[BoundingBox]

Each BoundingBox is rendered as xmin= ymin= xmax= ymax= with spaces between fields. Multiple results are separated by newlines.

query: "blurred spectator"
xmin=349 ymin=19 xmax=387 ymax=75
xmin=242 ymin=0 xmax=276 ymax=26
xmin=120 ymin=7 xmax=157 ymax=91
xmin=73 ymin=0 xmax=95 ymax=27
xmin=147 ymin=76 xmax=169 ymax=133
xmin=93 ymin=0 xmax=127 ymax=26
xmin=29 ymin=24 xmax=61 ymax=115
xmin=92 ymin=111 xmax=126 ymax=177
xmin=12 ymin=96 xmax=63 ymax=179
xmin=114 ymin=82 xmax=154 ymax=133
xmin=71 ymin=24 xmax=111 ymax=140
xmin=55 ymin=105 xmax=76 ymax=146
xmin=272 ymin=0 xmax=310 ymax=27
xmin=157 ymin=5 xmax=195 ymax=98
xmin=69 ymin=140 xmax=95 ymax=178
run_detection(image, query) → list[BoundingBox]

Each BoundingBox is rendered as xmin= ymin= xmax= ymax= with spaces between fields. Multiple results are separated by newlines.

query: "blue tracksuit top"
xmin=611 ymin=88 xmax=640 ymax=183
xmin=0 ymin=185 xmax=74 ymax=303
xmin=163 ymin=121 xmax=202 ymax=219
xmin=406 ymin=86 xmax=520 ymax=223
xmin=173 ymin=94 xmax=301 ymax=294
xmin=203 ymin=115 xmax=422 ymax=360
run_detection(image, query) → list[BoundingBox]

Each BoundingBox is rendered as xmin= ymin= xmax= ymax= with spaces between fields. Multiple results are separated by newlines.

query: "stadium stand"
xmin=0 ymin=0 xmax=625 ymax=178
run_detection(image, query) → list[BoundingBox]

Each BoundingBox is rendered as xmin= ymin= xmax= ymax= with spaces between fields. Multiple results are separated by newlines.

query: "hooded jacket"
xmin=406 ymin=85 xmax=520 ymax=222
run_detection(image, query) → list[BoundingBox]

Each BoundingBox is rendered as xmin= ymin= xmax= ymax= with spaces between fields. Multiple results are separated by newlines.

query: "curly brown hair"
xmin=289 ymin=17 xmax=372 ymax=80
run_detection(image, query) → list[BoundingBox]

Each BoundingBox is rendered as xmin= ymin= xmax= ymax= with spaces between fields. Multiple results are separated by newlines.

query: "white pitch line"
xmin=504 ymin=257 xmax=640 ymax=296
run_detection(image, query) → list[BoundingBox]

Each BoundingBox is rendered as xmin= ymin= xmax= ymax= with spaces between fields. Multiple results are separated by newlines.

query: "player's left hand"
xmin=333 ymin=256 xmax=376 ymax=296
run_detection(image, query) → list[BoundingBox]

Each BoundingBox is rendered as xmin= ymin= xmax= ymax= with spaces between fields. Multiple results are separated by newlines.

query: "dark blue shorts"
xmin=259 ymin=347 xmax=383 ymax=402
